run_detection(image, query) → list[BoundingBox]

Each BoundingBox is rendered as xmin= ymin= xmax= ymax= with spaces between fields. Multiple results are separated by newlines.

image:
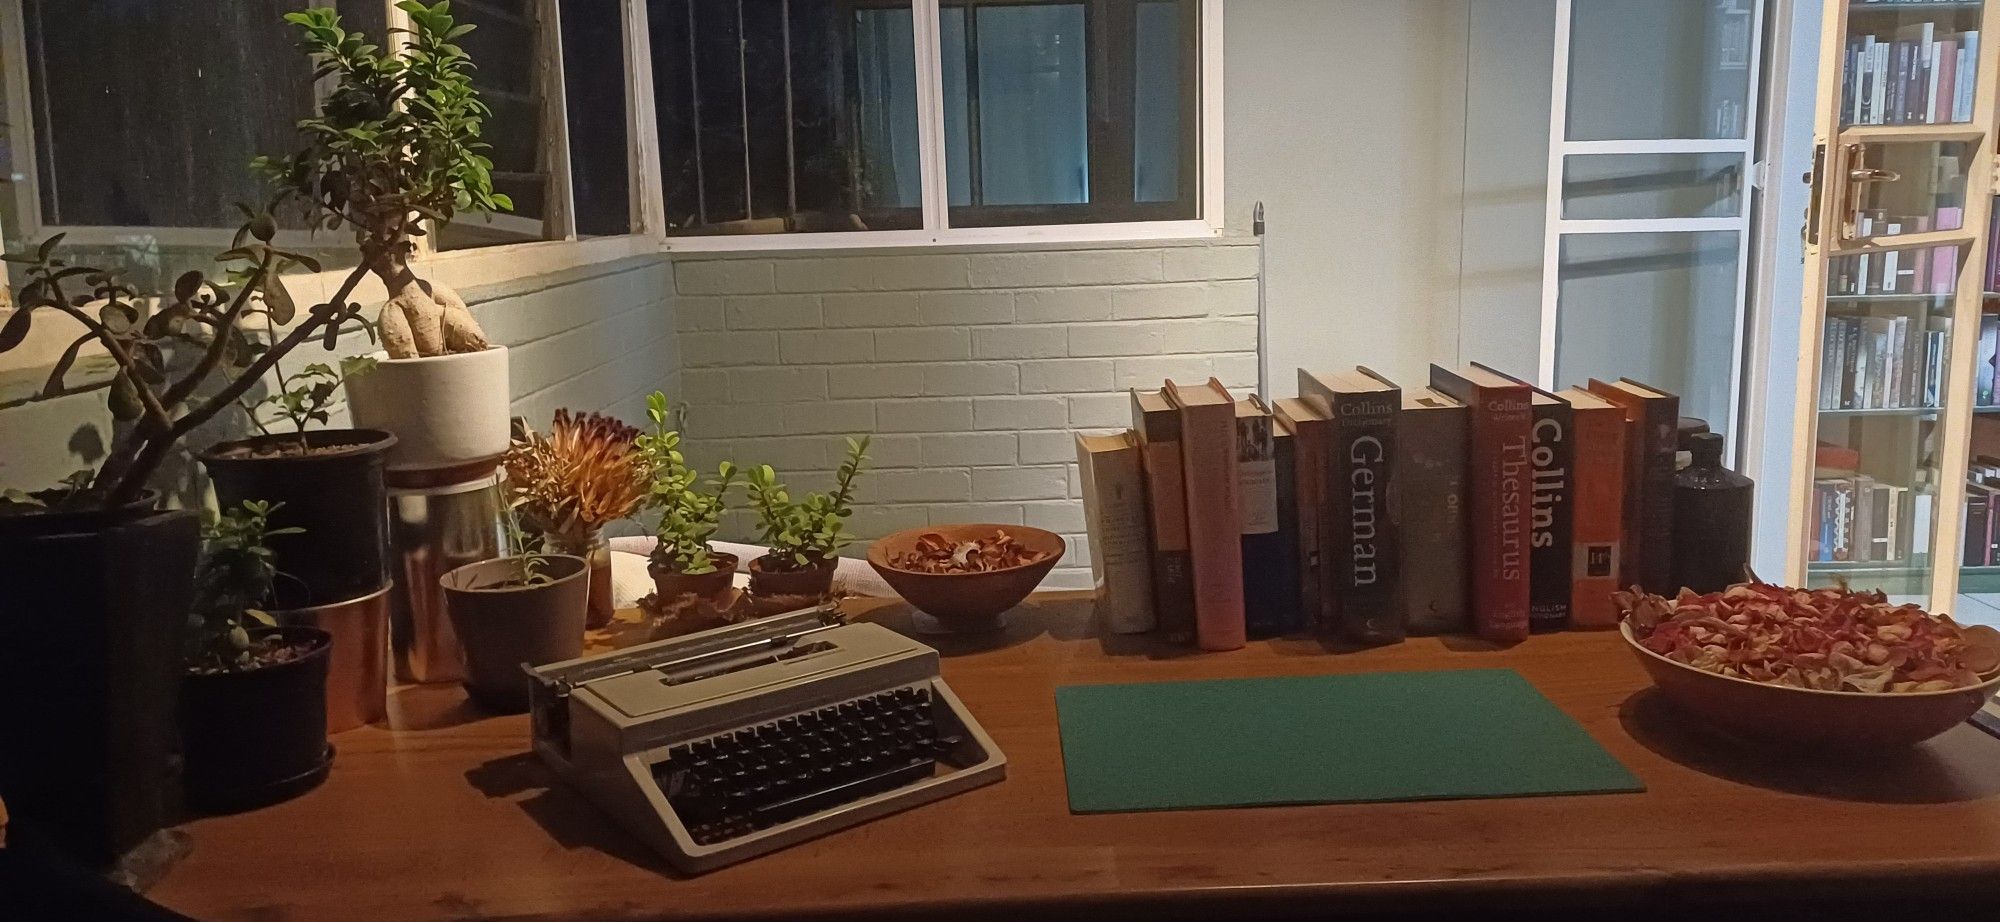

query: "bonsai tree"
xmin=185 ymin=500 xmax=304 ymax=672
xmin=744 ymin=437 xmax=871 ymax=571
xmin=634 ymin=392 xmax=737 ymax=575
xmin=256 ymin=1 xmax=512 ymax=360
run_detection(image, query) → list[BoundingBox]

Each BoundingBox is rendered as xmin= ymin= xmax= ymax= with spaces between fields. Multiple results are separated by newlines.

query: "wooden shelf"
xmin=1837 ymin=122 xmax=1985 ymax=143
xmin=1827 ymin=228 xmax=1977 ymax=255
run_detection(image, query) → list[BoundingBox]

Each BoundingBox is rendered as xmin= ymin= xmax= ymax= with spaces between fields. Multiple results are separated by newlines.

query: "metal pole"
xmin=1254 ymin=200 xmax=1268 ymax=398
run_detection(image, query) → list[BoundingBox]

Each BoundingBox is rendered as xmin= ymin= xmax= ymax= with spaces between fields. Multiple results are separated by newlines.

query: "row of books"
xmin=1830 ymin=212 xmax=1960 ymax=296
xmin=1810 ymin=476 xmax=1929 ymax=563
xmin=1818 ymin=313 xmax=1947 ymax=410
xmin=1981 ymin=314 xmax=2000 ymax=405
xmin=1841 ymin=26 xmax=1979 ymax=127
xmin=1076 ymin=365 xmax=1684 ymax=650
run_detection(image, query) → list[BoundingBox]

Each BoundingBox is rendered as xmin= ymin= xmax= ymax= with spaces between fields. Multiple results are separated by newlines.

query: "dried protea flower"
xmin=504 ymin=409 xmax=647 ymax=551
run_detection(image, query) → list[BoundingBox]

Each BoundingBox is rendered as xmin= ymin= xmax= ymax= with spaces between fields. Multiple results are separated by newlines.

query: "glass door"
xmin=1541 ymin=0 xmax=1764 ymax=447
xmin=1790 ymin=0 xmax=1997 ymax=621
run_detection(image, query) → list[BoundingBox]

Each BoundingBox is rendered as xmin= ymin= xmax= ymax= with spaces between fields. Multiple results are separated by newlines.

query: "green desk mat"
xmin=1054 ymin=668 xmax=1643 ymax=813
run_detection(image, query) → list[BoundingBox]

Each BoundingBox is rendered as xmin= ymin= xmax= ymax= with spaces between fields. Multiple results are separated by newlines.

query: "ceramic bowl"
xmin=1619 ymin=621 xmax=2000 ymax=748
xmin=867 ymin=524 xmax=1066 ymax=632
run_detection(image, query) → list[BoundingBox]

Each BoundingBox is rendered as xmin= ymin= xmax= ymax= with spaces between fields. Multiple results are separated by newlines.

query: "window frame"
xmin=654 ymin=0 xmax=1225 ymax=253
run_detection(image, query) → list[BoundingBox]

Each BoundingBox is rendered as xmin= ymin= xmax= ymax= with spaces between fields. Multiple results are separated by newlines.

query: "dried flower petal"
xmin=889 ymin=530 xmax=1048 ymax=574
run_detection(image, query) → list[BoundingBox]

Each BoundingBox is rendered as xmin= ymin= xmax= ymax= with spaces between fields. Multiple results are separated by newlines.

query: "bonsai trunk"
xmin=367 ymin=243 xmax=490 ymax=360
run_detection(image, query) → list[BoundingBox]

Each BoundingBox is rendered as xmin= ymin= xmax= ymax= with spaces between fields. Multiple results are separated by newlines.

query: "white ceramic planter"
xmin=345 ymin=345 xmax=511 ymax=473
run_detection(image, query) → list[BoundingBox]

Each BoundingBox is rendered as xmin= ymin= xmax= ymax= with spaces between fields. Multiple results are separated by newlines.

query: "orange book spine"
xmin=1568 ymin=405 xmax=1627 ymax=629
xmin=1170 ymin=381 xmax=1246 ymax=651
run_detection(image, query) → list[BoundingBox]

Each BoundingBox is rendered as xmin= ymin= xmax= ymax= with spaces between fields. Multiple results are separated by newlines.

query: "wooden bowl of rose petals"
xmin=867 ymin=524 xmax=1066 ymax=633
xmin=1617 ymin=582 xmax=2000 ymax=748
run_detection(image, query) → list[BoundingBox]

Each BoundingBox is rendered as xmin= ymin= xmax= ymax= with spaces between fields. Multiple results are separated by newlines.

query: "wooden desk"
xmin=149 ymin=593 xmax=2000 ymax=920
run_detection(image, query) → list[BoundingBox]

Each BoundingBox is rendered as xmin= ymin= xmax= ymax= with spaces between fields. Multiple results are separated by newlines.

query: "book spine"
xmin=1569 ymin=406 xmax=1626 ymax=629
xmin=1397 ymin=407 xmax=1469 ymax=635
xmin=1634 ymin=395 xmax=1681 ymax=594
xmin=1238 ymin=411 xmax=1293 ymax=638
xmin=1331 ymin=390 xmax=1402 ymax=644
xmin=1473 ymin=385 xmax=1533 ymax=642
xmin=1291 ymin=420 xmax=1326 ymax=634
xmin=1076 ymin=438 xmax=1156 ymax=634
xmin=1271 ymin=426 xmax=1304 ymax=635
xmin=1138 ymin=437 xmax=1197 ymax=643
xmin=1526 ymin=401 xmax=1574 ymax=631
xmin=1180 ymin=401 xmax=1246 ymax=651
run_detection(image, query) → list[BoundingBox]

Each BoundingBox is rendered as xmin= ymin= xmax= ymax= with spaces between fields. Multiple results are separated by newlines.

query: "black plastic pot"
xmin=200 ymin=429 xmax=397 ymax=607
xmin=179 ymin=626 xmax=334 ymax=813
xmin=0 ymin=503 xmax=197 ymax=868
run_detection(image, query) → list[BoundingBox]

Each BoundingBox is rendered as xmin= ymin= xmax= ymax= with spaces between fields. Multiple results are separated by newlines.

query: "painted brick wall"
xmin=0 ymin=254 xmax=678 ymax=499
xmin=669 ymin=238 xmax=1260 ymax=588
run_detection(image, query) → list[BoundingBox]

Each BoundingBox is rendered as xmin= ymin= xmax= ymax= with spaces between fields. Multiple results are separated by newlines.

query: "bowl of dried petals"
xmin=1616 ymin=581 xmax=2000 ymax=748
xmin=867 ymin=524 xmax=1066 ymax=633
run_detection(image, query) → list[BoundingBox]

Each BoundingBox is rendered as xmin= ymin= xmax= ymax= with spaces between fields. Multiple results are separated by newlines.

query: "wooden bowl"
xmin=866 ymin=525 xmax=1066 ymax=632
xmin=1619 ymin=621 xmax=2000 ymax=748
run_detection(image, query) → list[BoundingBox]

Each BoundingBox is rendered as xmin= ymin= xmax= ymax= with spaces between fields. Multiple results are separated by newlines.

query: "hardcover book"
xmin=1587 ymin=378 xmax=1680 ymax=595
xmin=1256 ymin=396 xmax=1305 ymax=636
xmin=1131 ymin=389 xmax=1198 ymax=643
xmin=1165 ymin=378 xmax=1247 ymax=651
xmin=1236 ymin=398 xmax=1297 ymax=637
xmin=1390 ymin=385 xmax=1469 ymax=636
xmin=1557 ymin=387 xmax=1627 ymax=630
xmin=1075 ymin=431 xmax=1155 ymax=635
xmin=1429 ymin=364 xmax=1532 ymax=643
xmin=1301 ymin=368 xmax=1402 ymax=645
xmin=1273 ymin=397 xmax=1332 ymax=633
xmin=1477 ymin=366 xmax=1574 ymax=632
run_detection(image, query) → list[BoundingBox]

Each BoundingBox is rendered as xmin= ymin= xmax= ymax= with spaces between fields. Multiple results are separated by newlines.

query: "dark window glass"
xmin=437 ymin=0 xmax=556 ymax=250
xmin=940 ymin=0 xmax=1197 ymax=227
xmin=649 ymin=0 xmax=922 ymax=235
xmin=561 ymin=0 xmax=634 ymax=236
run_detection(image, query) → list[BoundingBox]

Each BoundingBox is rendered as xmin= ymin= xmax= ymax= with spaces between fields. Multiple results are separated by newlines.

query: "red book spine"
xmin=1471 ymin=385 xmax=1533 ymax=642
xmin=1568 ymin=405 xmax=1627 ymax=629
xmin=1175 ymin=389 xmax=1247 ymax=651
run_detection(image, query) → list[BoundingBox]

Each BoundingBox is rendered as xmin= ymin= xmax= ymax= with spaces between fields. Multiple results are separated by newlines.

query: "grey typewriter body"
xmin=526 ymin=607 xmax=1006 ymax=873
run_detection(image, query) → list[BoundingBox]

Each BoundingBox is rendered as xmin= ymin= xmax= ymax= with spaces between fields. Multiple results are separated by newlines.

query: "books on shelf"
xmin=1560 ymin=388 xmax=1627 ymax=630
xmin=1841 ymin=25 xmax=1978 ymax=127
xmin=1587 ymin=379 xmax=1680 ymax=596
xmin=1393 ymin=387 xmax=1470 ymax=636
xmin=1429 ymin=364 xmax=1533 ymax=644
xmin=1165 ymin=378 xmax=1247 ymax=652
xmin=1818 ymin=313 xmax=1945 ymax=411
xmin=1236 ymin=397 xmax=1299 ymax=637
xmin=1273 ymin=397 xmax=1331 ymax=635
xmin=1130 ymin=389 xmax=1197 ymax=644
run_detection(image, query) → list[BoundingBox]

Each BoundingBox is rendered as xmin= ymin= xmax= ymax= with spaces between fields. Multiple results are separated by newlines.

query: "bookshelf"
xmin=1789 ymin=0 xmax=2000 ymax=611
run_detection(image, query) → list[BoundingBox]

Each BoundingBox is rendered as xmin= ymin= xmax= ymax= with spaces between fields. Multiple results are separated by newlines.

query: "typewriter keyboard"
xmin=657 ymin=686 xmax=965 ymax=846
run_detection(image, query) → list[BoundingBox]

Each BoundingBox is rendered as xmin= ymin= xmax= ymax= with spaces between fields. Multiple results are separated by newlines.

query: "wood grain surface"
xmin=146 ymin=593 xmax=2000 ymax=920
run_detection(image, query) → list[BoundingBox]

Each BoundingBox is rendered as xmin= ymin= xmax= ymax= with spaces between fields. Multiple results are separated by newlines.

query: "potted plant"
xmin=743 ymin=437 xmax=871 ymax=599
xmin=199 ymin=354 xmax=394 ymax=607
xmin=0 ymin=214 xmax=373 ymax=865
xmin=260 ymin=3 xmax=518 ymax=480
xmin=179 ymin=501 xmax=335 ymax=812
xmin=503 ymin=409 xmax=649 ymax=628
xmin=634 ymin=392 xmax=739 ymax=604
xmin=440 ymin=516 xmax=589 ymax=713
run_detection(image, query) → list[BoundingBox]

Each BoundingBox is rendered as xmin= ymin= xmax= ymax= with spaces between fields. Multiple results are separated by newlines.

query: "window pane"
xmin=942 ymin=0 xmax=1198 ymax=228
xmin=1566 ymin=0 xmax=1755 ymax=140
xmin=562 ymin=0 xmax=634 ymax=237
xmin=1560 ymin=153 xmax=1744 ymax=220
xmin=437 ymin=0 xmax=557 ymax=250
xmin=1555 ymin=231 xmax=1741 ymax=429
xmin=648 ymin=0 xmax=922 ymax=236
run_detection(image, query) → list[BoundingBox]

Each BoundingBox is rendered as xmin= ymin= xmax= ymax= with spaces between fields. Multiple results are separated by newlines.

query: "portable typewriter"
xmin=525 ymin=605 xmax=1006 ymax=873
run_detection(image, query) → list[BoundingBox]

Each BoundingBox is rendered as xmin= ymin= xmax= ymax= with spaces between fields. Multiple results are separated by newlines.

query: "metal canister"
xmin=386 ymin=471 xmax=509 ymax=684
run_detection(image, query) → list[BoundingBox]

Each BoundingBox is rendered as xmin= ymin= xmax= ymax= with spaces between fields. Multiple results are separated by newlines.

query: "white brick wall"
xmin=671 ymin=239 xmax=1259 ymax=588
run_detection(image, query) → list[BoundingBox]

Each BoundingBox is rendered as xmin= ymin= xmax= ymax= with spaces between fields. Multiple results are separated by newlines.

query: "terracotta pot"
xmin=344 ymin=345 xmax=511 ymax=475
xmin=179 ymin=626 xmax=333 ymax=813
xmin=276 ymin=586 xmax=391 ymax=733
xmin=650 ymin=552 xmax=738 ymax=605
xmin=867 ymin=524 xmax=1066 ymax=633
xmin=200 ymin=428 xmax=396 ymax=607
xmin=1619 ymin=621 xmax=2000 ymax=748
xmin=748 ymin=554 xmax=838 ymax=599
xmin=440 ymin=554 xmax=589 ymax=713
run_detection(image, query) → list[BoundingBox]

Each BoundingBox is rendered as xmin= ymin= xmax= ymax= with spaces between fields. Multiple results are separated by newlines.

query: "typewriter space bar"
xmin=751 ymin=758 xmax=934 ymax=825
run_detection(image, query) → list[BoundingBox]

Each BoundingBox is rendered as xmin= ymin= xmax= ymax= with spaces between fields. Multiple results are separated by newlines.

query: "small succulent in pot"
xmin=185 ymin=500 xmax=308 ymax=672
xmin=634 ymin=392 xmax=739 ymax=601
xmin=743 ymin=437 xmax=870 ymax=598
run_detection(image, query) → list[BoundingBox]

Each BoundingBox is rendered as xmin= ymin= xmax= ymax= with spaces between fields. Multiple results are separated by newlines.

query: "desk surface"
xmin=150 ymin=593 xmax=2000 ymax=921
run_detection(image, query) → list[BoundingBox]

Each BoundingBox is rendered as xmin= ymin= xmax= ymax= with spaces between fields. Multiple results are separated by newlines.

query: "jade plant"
xmin=744 ymin=437 xmax=871 ymax=571
xmin=634 ymin=392 xmax=737 ymax=575
xmin=237 ymin=355 xmax=378 ymax=450
xmin=255 ymin=1 xmax=512 ymax=360
xmin=185 ymin=500 xmax=305 ymax=673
